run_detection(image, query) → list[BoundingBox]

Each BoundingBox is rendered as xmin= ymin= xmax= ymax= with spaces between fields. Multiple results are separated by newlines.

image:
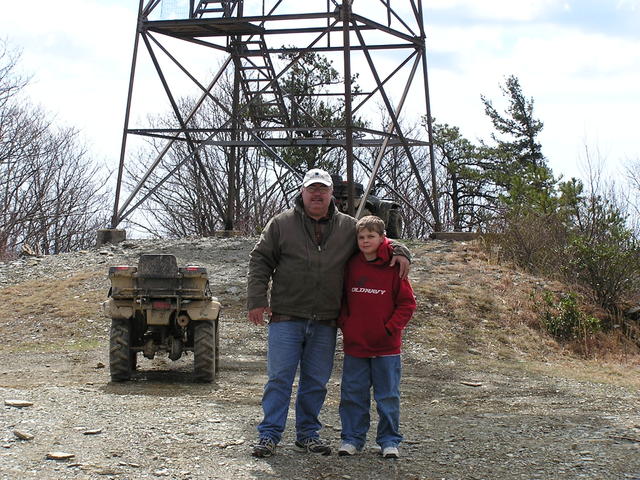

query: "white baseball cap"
xmin=302 ymin=168 xmax=333 ymax=188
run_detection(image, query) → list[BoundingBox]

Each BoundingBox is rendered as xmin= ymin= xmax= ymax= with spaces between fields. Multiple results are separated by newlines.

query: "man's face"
xmin=301 ymin=182 xmax=333 ymax=219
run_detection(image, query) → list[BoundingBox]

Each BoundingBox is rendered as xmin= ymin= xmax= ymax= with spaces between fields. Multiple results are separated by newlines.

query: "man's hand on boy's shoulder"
xmin=389 ymin=255 xmax=409 ymax=279
xmin=389 ymin=240 xmax=411 ymax=279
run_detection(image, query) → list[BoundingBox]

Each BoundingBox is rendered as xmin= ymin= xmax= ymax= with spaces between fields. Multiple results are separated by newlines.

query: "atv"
xmin=331 ymin=174 xmax=404 ymax=238
xmin=102 ymin=254 xmax=221 ymax=382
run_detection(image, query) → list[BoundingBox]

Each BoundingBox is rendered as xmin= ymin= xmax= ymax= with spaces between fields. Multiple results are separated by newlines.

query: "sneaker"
xmin=294 ymin=437 xmax=332 ymax=455
xmin=252 ymin=437 xmax=276 ymax=458
xmin=338 ymin=442 xmax=357 ymax=456
xmin=382 ymin=446 xmax=399 ymax=459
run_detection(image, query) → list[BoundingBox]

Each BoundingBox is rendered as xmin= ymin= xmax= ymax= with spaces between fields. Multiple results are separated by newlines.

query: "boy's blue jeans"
xmin=257 ymin=319 xmax=337 ymax=444
xmin=339 ymin=353 xmax=403 ymax=450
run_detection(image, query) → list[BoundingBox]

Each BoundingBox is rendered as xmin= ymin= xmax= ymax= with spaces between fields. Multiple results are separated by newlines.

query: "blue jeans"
xmin=257 ymin=319 xmax=337 ymax=444
xmin=339 ymin=354 xmax=402 ymax=449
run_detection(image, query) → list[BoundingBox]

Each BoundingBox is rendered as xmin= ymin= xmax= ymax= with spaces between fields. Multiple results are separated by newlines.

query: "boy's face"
xmin=357 ymin=228 xmax=384 ymax=258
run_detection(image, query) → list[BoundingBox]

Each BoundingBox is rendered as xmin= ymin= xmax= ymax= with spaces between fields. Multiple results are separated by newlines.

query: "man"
xmin=247 ymin=168 xmax=409 ymax=458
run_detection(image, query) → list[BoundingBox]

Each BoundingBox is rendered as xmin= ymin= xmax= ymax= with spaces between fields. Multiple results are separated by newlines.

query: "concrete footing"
xmin=96 ymin=229 xmax=126 ymax=247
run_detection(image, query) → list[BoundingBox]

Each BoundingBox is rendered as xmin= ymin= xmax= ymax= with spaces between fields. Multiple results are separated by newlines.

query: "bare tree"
xmin=124 ymin=80 xmax=292 ymax=237
xmin=0 ymin=40 xmax=109 ymax=259
xmin=0 ymin=40 xmax=28 ymax=109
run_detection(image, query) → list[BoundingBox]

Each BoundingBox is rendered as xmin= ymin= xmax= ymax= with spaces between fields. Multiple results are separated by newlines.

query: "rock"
xmin=210 ymin=437 xmax=245 ymax=448
xmin=225 ymin=286 xmax=242 ymax=296
xmin=4 ymin=399 xmax=33 ymax=408
xmin=13 ymin=430 xmax=34 ymax=441
xmin=460 ymin=381 xmax=483 ymax=387
xmin=46 ymin=451 xmax=75 ymax=460
xmin=19 ymin=244 xmax=40 ymax=257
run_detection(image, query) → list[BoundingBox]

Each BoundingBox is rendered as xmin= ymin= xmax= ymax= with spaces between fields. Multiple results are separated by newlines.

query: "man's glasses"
xmin=305 ymin=185 xmax=332 ymax=194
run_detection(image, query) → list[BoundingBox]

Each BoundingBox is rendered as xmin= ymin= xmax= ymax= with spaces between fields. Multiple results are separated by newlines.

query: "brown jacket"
xmin=247 ymin=196 xmax=357 ymax=320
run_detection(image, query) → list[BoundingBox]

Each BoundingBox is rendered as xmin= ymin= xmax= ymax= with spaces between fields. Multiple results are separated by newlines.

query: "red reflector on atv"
xmin=108 ymin=266 xmax=137 ymax=276
xmin=152 ymin=301 xmax=172 ymax=310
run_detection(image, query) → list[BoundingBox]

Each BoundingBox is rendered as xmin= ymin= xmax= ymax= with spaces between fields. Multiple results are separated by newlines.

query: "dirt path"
xmin=1 ymin=237 xmax=639 ymax=479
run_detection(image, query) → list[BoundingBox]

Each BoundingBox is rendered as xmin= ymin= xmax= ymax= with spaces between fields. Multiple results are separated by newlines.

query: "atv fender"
xmin=102 ymin=298 xmax=133 ymax=320
xmin=186 ymin=299 xmax=221 ymax=321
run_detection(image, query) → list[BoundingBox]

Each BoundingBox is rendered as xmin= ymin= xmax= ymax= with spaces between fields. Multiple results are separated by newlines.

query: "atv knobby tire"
xmin=109 ymin=318 xmax=132 ymax=382
xmin=130 ymin=351 xmax=138 ymax=372
xmin=194 ymin=320 xmax=216 ymax=382
xmin=386 ymin=209 xmax=403 ymax=238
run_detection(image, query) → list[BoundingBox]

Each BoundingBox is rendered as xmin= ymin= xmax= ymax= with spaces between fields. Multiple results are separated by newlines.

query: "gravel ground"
xmin=1 ymin=237 xmax=639 ymax=480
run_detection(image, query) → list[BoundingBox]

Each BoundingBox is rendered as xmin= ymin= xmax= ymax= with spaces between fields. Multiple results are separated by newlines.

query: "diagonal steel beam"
xmin=115 ymin=56 xmax=232 ymax=222
xmin=143 ymin=0 xmax=161 ymax=18
xmin=356 ymin=52 xmax=421 ymax=218
xmin=353 ymin=153 xmax=433 ymax=228
xmin=408 ymin=0 xmax=421 ymax=26
xmin=351 ymin=13 xmax=419 ymax=44
xmin=377 ymin=0 xmax=417 ymax=36
xmin=352 ymin=49 xmax=417 ymax=115
xmin=351 ymin=18 xmax=437 ymax=222
xmin=140 ymin=32 xmax=226 ymax=217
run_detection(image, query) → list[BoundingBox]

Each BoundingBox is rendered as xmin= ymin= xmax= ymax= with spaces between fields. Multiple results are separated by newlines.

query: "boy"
xmin=337 ymin=215 xmax=416 ymax=459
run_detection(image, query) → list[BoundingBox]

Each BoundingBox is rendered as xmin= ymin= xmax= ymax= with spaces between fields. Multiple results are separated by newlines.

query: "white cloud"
xmin=0 ymin=1 xmax=137 ymax=165
xmin=425 ymin=9 xmax=640 ymax=179
xmin=427 ymin=0 xmax=558 ymax=20
xmin=617 ymin=0 xmax=639 ymax=11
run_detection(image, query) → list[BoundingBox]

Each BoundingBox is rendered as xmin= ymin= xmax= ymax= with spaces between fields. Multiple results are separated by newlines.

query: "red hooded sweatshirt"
xmin=339 ymin=237 xmax=416 ymax=358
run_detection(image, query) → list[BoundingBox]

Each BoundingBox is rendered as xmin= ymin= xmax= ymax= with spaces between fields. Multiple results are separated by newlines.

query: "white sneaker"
xmin=338 ymin=442 xmax=357 ymax=456
xmin=382 ymin=446 xmax=399 ymax=458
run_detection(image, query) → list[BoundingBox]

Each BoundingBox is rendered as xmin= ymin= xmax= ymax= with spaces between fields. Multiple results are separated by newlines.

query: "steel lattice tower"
xmin=111 ymin=0 xmax=440 ymax=232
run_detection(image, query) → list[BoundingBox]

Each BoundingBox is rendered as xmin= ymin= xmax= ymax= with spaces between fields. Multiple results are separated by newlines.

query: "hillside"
xmin=1 ymin=236 xmax=639 ymax=479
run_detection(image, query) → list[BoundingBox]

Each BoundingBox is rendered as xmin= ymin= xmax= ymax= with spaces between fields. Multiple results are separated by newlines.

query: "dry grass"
xmin=0 ymin=270 xmax=105 ymax=318
xmin=0 ymin=269 xmax=108 ymax=351
xmin=527 ymin=355 xmax=640 ymax=389
xmin=406 ymin=240 xmax=640 ymax=370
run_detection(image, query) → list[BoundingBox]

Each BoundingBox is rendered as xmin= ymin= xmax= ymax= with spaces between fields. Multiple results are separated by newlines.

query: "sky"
xmin=1 ymin=0 xmax=639 ymax=185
